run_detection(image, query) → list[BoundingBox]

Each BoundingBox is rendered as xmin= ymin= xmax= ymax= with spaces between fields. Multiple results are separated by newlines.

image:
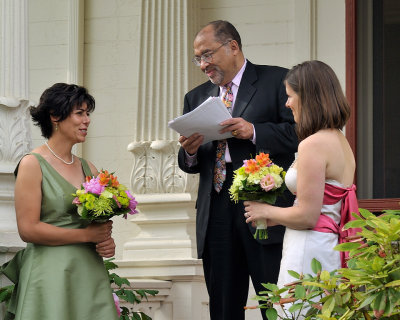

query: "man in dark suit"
xmin=178 ymin=20 xmax=298 ymax=320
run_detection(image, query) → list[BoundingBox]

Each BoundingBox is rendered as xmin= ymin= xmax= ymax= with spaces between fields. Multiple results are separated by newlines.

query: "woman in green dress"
xmin=5 ymin=83 xmax=119 ymax=320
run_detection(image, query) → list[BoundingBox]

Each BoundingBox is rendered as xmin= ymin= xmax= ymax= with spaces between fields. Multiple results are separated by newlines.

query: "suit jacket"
xmin=178 ymin=61 xmax=298 ymax=258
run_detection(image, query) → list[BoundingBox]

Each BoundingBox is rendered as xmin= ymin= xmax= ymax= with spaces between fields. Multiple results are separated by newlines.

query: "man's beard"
xmin=206 ymin=66 xmax=224 ymax=85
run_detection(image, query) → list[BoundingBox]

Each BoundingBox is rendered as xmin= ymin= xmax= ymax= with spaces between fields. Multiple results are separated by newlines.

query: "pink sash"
xmin=312 ymin=183 xmax=360 ymax=268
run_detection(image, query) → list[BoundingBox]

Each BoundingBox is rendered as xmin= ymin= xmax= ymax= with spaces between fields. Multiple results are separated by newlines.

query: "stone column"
xmin=0 ymin=1 xmax=32 ymax=317
xmin=121 ymin=1 xmax=210 ymax=319
xmin=0 ymin=0 xmax=32 ymax=248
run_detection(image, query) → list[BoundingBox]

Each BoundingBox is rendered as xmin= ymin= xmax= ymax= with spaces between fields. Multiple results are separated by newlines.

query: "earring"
xmin=55 ymin=123 xmax=58 ymax=131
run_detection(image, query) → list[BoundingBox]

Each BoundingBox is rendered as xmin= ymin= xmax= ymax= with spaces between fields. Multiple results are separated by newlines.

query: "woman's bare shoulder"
xmin=16 ymin=153 xmax=42 ymax=182
xmin=19 ymin=153 xmax=40 ymax=167
xmin=299 ymin=129 xmax=339 ymax=151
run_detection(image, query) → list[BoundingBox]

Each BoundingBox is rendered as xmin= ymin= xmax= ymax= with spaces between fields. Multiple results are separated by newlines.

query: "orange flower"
xmin=98 ymin=170 xmax=111 ymax=186
xmin=244 ymin=159 xmax=260 ymax=174
xmin=256 ymin=152 xmax=271 ymax=167
xmin=110 ymin=174 xmax=119 ymax=188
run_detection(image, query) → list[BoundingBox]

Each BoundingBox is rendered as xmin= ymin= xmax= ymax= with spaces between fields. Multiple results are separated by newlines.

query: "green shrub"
xmin=104 ymin=258 xmax=158 ymax=320
xmin=252 ymin=209 xmax=400 ymax=320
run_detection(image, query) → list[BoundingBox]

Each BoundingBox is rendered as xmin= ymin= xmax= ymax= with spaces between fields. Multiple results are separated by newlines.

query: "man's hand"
xmin=219 ymin=117 xmax=254 ymax=140
xmin=179 ymin=133 xmax=204 ymax=155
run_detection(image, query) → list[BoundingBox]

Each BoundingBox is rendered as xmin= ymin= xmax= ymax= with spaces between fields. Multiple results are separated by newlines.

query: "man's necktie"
xmin=213 ymin=82 xmax=233 ymax=192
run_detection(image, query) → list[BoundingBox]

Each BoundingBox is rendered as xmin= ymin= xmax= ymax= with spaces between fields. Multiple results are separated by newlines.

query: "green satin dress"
xmin=1 ymin=153 xmax=119 ymax=320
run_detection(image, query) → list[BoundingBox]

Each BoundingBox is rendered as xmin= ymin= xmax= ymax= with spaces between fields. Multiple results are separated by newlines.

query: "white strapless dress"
xmin=277 ymin=167 xmax=342 ymax=293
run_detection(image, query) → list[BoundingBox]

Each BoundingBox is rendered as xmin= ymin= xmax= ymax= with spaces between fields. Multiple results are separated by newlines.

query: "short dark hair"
xmin=205 ymin=20 xmax=242 ymax=51
xmin=30 ymin=83 xmax=95 ymax=139
xmin=285 ymin=60 xmax=350 ymax=141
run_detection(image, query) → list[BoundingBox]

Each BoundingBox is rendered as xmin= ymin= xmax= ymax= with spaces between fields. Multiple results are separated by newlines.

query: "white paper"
xmin=168 ymin=96 xmax=233 ymax=144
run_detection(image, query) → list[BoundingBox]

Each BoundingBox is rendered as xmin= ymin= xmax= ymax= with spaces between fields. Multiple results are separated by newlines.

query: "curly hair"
xmin=285 ymin=60 xmax=350 ymax=141
xmin=30 ymin=83 xmax=95 ymax=139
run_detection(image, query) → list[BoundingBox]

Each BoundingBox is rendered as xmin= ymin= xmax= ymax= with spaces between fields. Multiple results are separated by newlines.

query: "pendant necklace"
xmin=45 ymin=141 xmax=74 ymax=165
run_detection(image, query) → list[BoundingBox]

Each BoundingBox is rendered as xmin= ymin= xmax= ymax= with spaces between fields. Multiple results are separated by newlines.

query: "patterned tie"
xmin=213 ymin=82 xmax=233 ymax=192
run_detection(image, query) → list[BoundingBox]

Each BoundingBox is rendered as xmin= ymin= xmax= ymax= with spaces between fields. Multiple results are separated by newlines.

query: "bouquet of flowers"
xmin=72 ymin=170 xmax=138 ymax=222
xmin=229 ymin=152 xmax=286 ymax=240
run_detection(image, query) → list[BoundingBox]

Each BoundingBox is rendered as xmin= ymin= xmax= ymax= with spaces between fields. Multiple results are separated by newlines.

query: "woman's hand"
xmin=243 ymin=201 xmax=279 ymax=227
xmin=85 ymin=220 xmax=113 ymax=243
xmin=96 ymin=237 xmax=116 ymax=258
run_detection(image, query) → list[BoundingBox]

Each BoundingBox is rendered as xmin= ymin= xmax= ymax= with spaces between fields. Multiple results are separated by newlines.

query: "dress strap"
xmin=79 ymin=158 xmax=93 ymax=177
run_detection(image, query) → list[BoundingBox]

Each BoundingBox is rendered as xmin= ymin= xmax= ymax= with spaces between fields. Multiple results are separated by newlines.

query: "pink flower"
xmin=82 ymin=177 xmax=105 ymax=195
xmin=113 ymin=195 xmax=122 ymax=208
xmin=72 ymin=197 xmax=81 ymax=205
xmin=112 ymin=293 xmax=122 ymax=316
xmin=125 ymin=190 xmax=138 ymax=215
xmin=260 ymin=174 xmax=275 ymax=192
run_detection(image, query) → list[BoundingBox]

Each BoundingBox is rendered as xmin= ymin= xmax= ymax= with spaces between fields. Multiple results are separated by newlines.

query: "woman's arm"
xmin=15 ymin=155 xmax=112 ymax=245
xmin=245 ymin=135 xmax=327 ymax=229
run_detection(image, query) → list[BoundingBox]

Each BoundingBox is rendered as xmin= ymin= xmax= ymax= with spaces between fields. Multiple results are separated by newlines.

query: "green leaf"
xmin=103 ymin=258 xmax=118 ymax=271
xmin=373 ymin=291 xmax=384 ymax=313
xmin=321 ymin=295 xmax=335 ymax=315
xmin=385 ymin=280 xmax=400 ymax=287
xmin=334 ymin=242 xmax=361 ymax=251
xmin=122 ymin=290 xmax=137 ymax=304
xmin=311 ymin=258 xmax=322 ymax=274
xmin=320 ymin=270 xmax=330 ymax=282
xmin=265 ymin=308 xmax=278 ymax=320
xmin=344 ymin=219 xmax=367 ymax=230
xmin=0 ymin=285 xmax=14 ymax=303
xmin=359 ymin=208 xmax=374 ymax=219
xmin=263 ymin=283 xmax=279 ymax=291
xmin=132 ymin=313 xmax=141 ymax=320
xmin=357 ymin=291 xmax=380 ymax=309
xmin=144 ymin=289 xmax=158 ymax=296
xmin=302 ymin=281 xmax=328 ymax=289
xmin=288 ymin=303 xmax=304 ymax=313
xmin=294 ymin=285 xmax=306 ymax=299
xmin=287 ymin=270 xmax=300 ymax=279
xmin=140 ymin=312 xmax=152 ymax=320
xmin=114 ymin=275 xmax=130 ymax=287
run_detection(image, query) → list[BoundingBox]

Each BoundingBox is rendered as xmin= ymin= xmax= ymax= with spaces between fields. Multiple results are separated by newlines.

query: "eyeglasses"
xmin=192 ymin=40 xmax=231 ymax=66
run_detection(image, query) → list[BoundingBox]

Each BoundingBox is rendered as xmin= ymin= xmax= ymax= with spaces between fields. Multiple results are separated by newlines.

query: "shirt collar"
xmin=219 ymin=59 xmax=247 ymax=91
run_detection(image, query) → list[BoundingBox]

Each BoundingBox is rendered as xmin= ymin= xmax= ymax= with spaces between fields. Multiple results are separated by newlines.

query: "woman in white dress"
xmin=243 ymin=60 xmax=358 ymax=316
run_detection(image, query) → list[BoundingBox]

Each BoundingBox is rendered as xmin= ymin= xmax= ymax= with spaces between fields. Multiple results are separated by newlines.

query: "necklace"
xmin=45 ymin=141 xmax=74 ymax=165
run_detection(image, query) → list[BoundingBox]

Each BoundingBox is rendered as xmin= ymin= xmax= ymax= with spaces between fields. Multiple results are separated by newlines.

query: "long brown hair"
xmin=285 ymin=60 xmax=350 ymax=141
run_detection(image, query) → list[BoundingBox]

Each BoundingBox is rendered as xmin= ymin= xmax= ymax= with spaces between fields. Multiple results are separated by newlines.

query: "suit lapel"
xmin=232 ymin=61 xmax=257 ymax=117
xmin=207 ymin=84 xmax=219 ymax=97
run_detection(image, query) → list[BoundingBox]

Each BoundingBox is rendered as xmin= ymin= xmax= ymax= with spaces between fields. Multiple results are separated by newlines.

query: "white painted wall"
xmin=199 ymin=0 xmax=295 ymax=70
xmin=28 ymin=0 xmax=70 ymax=150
